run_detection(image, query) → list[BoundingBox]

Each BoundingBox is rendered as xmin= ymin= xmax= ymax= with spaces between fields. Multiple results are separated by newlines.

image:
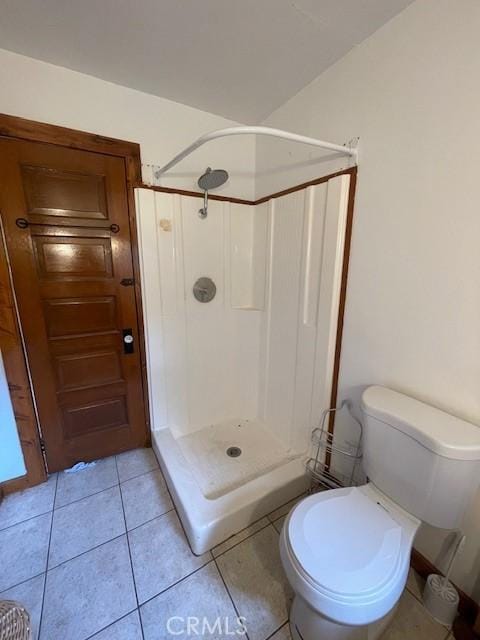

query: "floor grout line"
xmin=113 ymin=455 xmax=121 ymax=484
xmin=46 ymin=532 xmax=127 ymax=571
xmin=138 ymin=559 xmax=215 ymax=609
xmin=84 ymin=607 xmax=139 ymax=640
xmin=43 ymin=504 xmax=176 ymax=573
xmin=0 ymin=464 xmax=157 ymax=532
xmin=265 ymin=493 xmax=305 ymax=524
xmin=54 ymin=481 xmax=120 ymax=511
xmin=212 ymin=556 xmax=251 ymax=640
xmin=118 ymin=466 xmax=162 ymax=486
xmin=0 ymin=472 xmax=58 ymax=533
xmin=115 ymin=455 xmax=146 ymax=640
xmin=115 ymin=453 xmax=160 ymax=485
xmin=264 ymin=621 xmax=290 ymax=640
xmin=0 ymin=506 xmax=55 ymax=534
xmin=213 ymin=520 xmax=279 ymax=559
xmin=405 ymin=582 xmax=422 ymax=603
xmin=51 ymin=453 xmax=159 ymax=512
xmin=0 ymin=570 xmax=46 ymax=597
xmin=125 ymin=507 xmax=176 ymax=533
xmin=37 ymin=472 xmax=58 ymax=640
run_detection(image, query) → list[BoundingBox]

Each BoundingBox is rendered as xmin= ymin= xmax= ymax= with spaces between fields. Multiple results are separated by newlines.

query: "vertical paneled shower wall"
xmin=136 ymin=190 xmax=266 ymax=438
xmin=259 ymin=174 xmax=350 ymax=452
xmin=136 ymin=173 xmax=350 ymax=452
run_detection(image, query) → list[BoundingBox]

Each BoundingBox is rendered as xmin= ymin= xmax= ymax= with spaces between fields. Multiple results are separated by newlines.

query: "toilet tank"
xmin=361 ymin=386 xmax=480 ymax=529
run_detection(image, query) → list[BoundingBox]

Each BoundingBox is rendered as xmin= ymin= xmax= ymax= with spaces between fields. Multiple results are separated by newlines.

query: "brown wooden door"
xmin=0 ymin=138 xmax=148 ymax=472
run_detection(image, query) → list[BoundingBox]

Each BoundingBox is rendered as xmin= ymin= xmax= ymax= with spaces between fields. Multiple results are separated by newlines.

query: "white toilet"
xmin=280 ymin=386 xmax=480 ymax=640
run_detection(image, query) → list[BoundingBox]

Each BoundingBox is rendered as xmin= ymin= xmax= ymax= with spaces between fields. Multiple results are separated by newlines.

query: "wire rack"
xmin=306 ymin=401 xmax=363 ymax=492
xmin=0 ymin=600 xmax=31 ymax=640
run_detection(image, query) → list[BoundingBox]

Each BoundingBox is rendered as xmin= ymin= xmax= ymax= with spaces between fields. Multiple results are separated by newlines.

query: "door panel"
xmin=33 ymin=236 xmax=114 ymax=279
xmin=0 ymin=138 xmax=147 ymax=471
xmin=22 ymin=164 xmax=108 ymax=219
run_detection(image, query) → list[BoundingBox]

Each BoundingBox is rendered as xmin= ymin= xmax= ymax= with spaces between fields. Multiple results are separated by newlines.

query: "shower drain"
xmin=226 ymin=446 xmax=242 ymax=458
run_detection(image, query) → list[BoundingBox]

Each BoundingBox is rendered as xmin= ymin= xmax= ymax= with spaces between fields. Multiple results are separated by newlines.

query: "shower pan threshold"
xmin=152 ymin=426 xmax=308 ymax=555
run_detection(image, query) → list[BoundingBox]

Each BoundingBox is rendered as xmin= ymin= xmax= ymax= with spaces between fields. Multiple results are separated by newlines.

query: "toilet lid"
xmin=287 ymin=487 xmax=403 ymax=597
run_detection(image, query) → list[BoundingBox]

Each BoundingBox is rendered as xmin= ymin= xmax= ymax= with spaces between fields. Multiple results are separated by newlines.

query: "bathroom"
xmin=0 ymin=1 xmax=480 ymax=639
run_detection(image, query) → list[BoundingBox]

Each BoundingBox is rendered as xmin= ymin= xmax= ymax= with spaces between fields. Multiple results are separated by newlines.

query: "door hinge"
xmin=39 ymin=438 xmax=46 ymax=454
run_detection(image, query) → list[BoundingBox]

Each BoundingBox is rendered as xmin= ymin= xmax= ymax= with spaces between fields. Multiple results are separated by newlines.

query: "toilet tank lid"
xmin=362 ymin=386 xmax=480 ymax=461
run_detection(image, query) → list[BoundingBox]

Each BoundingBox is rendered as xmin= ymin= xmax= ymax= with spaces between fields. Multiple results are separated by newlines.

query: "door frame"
xmin=0 ymin=113 xmax=150 ymax=491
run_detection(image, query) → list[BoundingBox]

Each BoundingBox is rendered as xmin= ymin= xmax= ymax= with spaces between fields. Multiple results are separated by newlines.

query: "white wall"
xmin=0 ymin=351 xmax=26 ymax=483
xmin=0 ymin=48 xmax=256 ymax=200
xmin=259 ymin=0 xmax=480 ymax=600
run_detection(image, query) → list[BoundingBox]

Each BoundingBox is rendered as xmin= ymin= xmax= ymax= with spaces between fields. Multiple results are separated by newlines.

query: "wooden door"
xmin=0 ymin=138 xmax=148 ymax=472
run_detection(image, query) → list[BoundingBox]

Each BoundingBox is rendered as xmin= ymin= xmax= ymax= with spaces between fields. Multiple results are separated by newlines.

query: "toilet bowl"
xmin=280 ymin=484 xmax=419 ymax=640
xmin=279 ymin=386 xmax=480 ymax=640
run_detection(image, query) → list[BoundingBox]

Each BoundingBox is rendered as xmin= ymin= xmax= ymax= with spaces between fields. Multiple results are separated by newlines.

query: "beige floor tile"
xmin=0 ymin=512 xmax=51 ymax=592
xmin=382 ymin=590 xmax=449 ymax=640
xmin=89 ymin=610 xmax=143 ymax=639
xmin=216 ymin=525 xmax=292 ymax=640
xmin=266 ymin=494 xmax=305 ymax=523
xmin=141 ymin=562 xmax=240 ymax=640
xmin=272 ymin=515 xmax=287 ymax=534
xmin=55 ymin=458 xmax=117 ymax=508
xmin=48 ymin=486 xmax=125 ymax=568
xmin=41 ymin=536 xmax=137 ymax=640
xmin=212 ymin=517 xmax=270 ymax=557
xmin=0 ymin=573 xmax=45 ymax=640
xmin=129 ymin=510 xmax=211 ymax=604
xmin=116 ymin=448 xmax=159 ymax=483
xmin=406 ymin=567 xmax=425 ymax=601
xmin=120 ymin=469 xmax=173 ymax=530
xmin=269 ymin=623 xmax=292 ymax=640
xmin=0 ymin=474 xmax=57 ymax=529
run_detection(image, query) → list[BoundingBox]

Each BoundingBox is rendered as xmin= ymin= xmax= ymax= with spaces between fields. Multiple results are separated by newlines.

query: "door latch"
xmin=123 ymin=329 xmax=134 ymax=354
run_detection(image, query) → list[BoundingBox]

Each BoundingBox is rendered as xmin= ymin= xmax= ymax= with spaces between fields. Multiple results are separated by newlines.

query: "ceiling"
xmin=0 ymin=0 xmax=413 ymax=123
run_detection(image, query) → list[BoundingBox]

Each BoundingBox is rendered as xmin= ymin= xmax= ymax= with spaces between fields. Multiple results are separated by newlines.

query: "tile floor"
xmin=0 ymin=448 xmax=453 ymax=640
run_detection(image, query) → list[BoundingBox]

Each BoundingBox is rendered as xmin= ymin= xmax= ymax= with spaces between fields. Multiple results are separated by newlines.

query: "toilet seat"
xmin=288 ymin=487 xmax=402 ymax=595
xmin=280 ymin=484 xmax=419 ymax=626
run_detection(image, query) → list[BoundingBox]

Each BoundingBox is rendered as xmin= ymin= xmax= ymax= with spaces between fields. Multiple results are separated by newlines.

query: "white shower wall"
xmin=136 ymin=191 xmax=263 ymax=438
xmin=136 ymin=173 xmax=350 ymax=455
xmin=260 ymin=177 xmax=350 ymax=453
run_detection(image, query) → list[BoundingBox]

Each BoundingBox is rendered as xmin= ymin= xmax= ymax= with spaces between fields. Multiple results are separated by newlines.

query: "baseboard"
xmin=411 ymin=548 xmax=479 ymax=625
xmin=453 ymin=616 xmax=480 ymax=640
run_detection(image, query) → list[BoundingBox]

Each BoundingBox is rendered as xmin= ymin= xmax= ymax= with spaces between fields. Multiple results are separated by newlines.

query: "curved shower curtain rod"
xmin=154 ymin=126 xmax=357 ymax=178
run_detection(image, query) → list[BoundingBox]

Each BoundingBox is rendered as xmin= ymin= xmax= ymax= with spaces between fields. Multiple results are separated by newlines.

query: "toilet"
xmin=280 ymin=386 xmax=480 ymax=640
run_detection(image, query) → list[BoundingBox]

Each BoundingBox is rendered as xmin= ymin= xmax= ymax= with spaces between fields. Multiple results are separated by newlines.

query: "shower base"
xmin=152 ymin=419 xmax=308 ymax=554
xmin=177 ymin=418 xmax=296 ymax=499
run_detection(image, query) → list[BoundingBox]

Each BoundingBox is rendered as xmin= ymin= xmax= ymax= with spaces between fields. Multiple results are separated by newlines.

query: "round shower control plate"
xmin=193 ymin=277 xmax=216 ymax=303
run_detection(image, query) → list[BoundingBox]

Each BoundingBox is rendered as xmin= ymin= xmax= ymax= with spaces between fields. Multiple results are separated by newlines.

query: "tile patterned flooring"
xmin=0 ymin=448 xmax=453 ymax=640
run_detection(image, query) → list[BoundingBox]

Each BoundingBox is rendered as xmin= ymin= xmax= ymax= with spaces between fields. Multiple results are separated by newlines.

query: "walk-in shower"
xmin=137 ymin=126 xmax=357 ymax=553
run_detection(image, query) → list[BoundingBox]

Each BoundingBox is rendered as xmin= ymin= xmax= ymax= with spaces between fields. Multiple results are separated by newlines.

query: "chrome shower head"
xmin=198 ymin=167 xmax=229 ymax=191
xmin=197 ymin=167 xmax=229 ymax=218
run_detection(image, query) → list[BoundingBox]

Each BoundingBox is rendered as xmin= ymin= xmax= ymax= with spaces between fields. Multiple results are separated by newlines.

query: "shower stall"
xmin=135 ymin=127 xmax=356 ymax=554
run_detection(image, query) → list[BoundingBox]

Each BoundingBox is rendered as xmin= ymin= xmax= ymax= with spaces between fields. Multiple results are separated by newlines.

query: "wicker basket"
xmin=0 ymin=601 xmax=31 ymax=640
